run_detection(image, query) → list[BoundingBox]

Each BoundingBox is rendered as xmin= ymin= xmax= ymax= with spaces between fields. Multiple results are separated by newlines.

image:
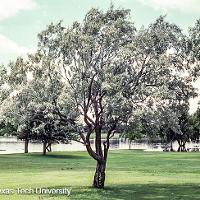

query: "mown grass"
xmin=0 ymin=150 xmax=200 ymax=199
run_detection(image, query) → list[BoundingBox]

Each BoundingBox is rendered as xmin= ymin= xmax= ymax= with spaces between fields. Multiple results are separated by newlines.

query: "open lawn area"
xmin=0 ymin=150 xmax=200 ymax=199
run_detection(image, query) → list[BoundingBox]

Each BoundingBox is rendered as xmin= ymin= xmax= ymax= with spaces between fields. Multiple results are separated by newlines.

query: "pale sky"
xmin=0 ymin=0 xmax=200 ymax=111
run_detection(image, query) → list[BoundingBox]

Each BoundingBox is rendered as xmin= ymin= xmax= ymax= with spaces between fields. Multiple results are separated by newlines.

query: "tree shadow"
xmin=27 ymin=152 xmax=87 ymax=160
xmin=45 ymin=154 xmax=86 ymax=160
xmin=44 ymin=184 xmax=200 ymax=200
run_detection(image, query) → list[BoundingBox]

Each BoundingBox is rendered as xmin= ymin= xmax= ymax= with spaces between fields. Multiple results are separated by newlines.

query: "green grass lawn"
xmin=0 ymin=150 xmax=200 ymax=199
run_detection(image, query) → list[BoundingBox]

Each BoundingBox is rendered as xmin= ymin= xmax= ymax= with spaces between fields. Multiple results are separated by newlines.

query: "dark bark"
xmin=129 ymin=140 xmax=132 ymax=150
xmin=92 ymin=125 xmax=116 ymax=188
xmin=177 ymin=140 xmax=187 ymax=152
xmin=95 ymin=126 xmax=103 ymax=158
xmin=92 ymin=125 xmax=106 ymax=189
xmin=42 ymin=141 xmax=53 ymax=155
xmin=81 ymin=88 xmax=116 ymax=189
xmin=43 ymin=142 xmax=47 ymax=155
xmin=93 ymin=161 xmax=106 ymax=188
xmin=24 ymin=139 xmax=29 ymax=153
xmin=170 ymin=140 xmax=174 ymax=151
xmin=46 ymin=143 xmax=52 ymax=152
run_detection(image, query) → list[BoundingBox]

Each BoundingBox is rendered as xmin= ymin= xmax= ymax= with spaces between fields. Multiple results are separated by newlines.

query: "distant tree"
xmin=190 ymin=107 xmax=200 ymax=143
xmin=0 ymin=122 xmax=17 ymax=137
xmin=120 ymin=15 xmax=196 ymax=152
xmin=0 ymin=57 xmax=77 ymax=154
xmin=0 ymin=58 xmax=30 ymax=151
xmin=121 ymin=112 xmax=145 ymax=149
xmin=176 ymin=105 xmax=192 ymax=151
xmin=124 ymin=129 xmax=144 ymax=150
xmin=0 ymin=58 xmax=33 ymax=152
xmin=17 ymin=105 xmax=76 ymax=155
xmin=143 ymin=103 xmax=194 ymax=152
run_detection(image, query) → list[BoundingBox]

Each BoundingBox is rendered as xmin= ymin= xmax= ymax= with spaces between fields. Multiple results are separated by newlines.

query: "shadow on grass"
xmin=27 ymin=153 xmax=86 ymax=160
xmin=43 ymin=184 xmax=200 ymax=200
xmin=45 ymin=154 xmax=86 ymax=160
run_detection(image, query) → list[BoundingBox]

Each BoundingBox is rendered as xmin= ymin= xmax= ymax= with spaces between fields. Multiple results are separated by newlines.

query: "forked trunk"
xmin=24 ymin=139 xmax=29 ymax=153
xmin=177 ymin=140 xmax=187 ymax=152
xmin=46 ymin=143 xmax=52 ymax=152
xmin=83 ymin=104 xmax=114 ymax=189
xmin=93 ymin=161 xmax=106 ymax=189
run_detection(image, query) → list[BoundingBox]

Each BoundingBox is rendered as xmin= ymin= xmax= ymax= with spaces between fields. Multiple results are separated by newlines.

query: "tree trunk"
xmin=24 ymin=139 xmax=29 ymax=153
xmin=177 ymin=140 xmax=181 ymax=152
xmin=43 ymin=142 xmax=47 ymax=155
xmin=93 ymin=161 xmax=106 ymax=189
xmin=83 ymin=101 xmax=116 ymax=189
xmin=177 ymin=140 xmax=187 ymax=152
xmin=49 ymin=143 xmax=52 ymax=152
xmin=170 ymin=140 xmax=174 ymax=151
xmin=182 ymin=143 xmax=187 ymax=152
xmin=46 ymin=143 xmax=52 ymax=152
xmin=92 ymin=125 xmax=106 ymax=189
xmin=129 ymin=140 xmax=132 ymax=150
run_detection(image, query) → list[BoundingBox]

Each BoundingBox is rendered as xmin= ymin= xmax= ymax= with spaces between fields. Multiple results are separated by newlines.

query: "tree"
xmin=0 ymin=65 xmax=17 ymax=137
xmin=121 ymin=111 xmax=145 ymax=149
xmin=31 ymin=103 xmax=78 ymax=155
xmin=120 ymin=16 xmax=196 ymax=152
xmin=190 ymin=107 xmax=200 ymax=143
xmin=0 ymin=58 xmax=30 ymax=151
xmin=0 ymin=58 xmax=34 ymax=153
xmin=0 ymin=57 xmax=77 ymax=154
xmin=176 ymin=105 xmax=192 ymax=151
xmin=32 ymin=7 xmax=196 ymax=188
xmin=124 ymin=130 xmax=144 ymax=150
xmin=144 ymin=102 xmax=196 ymax=152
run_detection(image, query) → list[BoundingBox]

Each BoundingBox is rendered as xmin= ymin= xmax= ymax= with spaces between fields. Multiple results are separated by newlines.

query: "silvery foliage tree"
xmin=187 ymin=19 xmax=200 ymax=146
xmin=0 ymin=65 xmax=11 ymax=136
xmin=119 ymin=16 xmax=196 ymax=151
xmin=142 ymin=103 xmax=193 ymax=151
xmin=0 ymin=58 xmax=78 ymax=154
xmin=0 ymin=59 xmax=26 ymax=138
xmin=121 ymin=112 xmax=145 ymax=150
xmin=0 ymin=65 xmax=17 ymax=137
xmin=189 ymin=19 xmax=200 ymax=78
xmin=32 ymin=6 xmax=196 ymax=188
xmin=135 ymin=19 xmax=199 ymax=151
xmin=191 ymin=107 xmax=200 ymax=142
xmin=175 ymin=105 xmax=193 ymax=152
xmin=0 ymin=58 xmax=39 ymax=153
xmin=34 ymin=7 xmax=135 ymax=188
xmin=0 ymin=58 xmax=37 ymax=153
xmin=146 ymin=18 xmax=200 ymax=150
